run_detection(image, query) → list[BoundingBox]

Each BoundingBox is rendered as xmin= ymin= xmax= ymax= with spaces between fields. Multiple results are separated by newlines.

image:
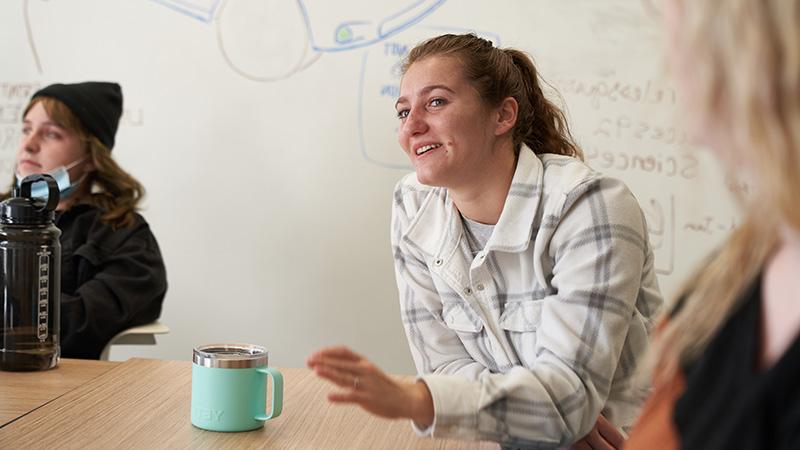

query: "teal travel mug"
xmin=191 ymin=343 xmax=283 ymax=432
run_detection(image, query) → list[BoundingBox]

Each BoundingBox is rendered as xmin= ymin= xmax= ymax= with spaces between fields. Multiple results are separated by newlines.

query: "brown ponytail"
xmin=404 ymin=33 xmax=582 ymax=159
xmin=503 ymin=49 xmax=583 ymax=159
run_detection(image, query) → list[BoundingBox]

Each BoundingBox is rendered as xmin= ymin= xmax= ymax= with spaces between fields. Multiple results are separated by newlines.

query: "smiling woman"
xmin=308 ymin=34 xmax=663 ymax=449
xmin=395 ymin=56 xmax=508 ymax=196
xmin=0 ymin=82 xmax=167 ymax=360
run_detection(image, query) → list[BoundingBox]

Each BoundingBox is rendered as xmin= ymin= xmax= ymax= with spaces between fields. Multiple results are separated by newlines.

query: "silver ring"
xmin=353 ymin=376 xmax=360 ymax=390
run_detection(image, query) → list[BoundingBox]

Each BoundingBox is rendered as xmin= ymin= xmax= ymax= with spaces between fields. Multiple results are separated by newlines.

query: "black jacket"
xmin=57 ymin=204 xmax=167 ymax=359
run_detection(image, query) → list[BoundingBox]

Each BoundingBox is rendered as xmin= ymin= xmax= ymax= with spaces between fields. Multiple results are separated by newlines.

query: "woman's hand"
xmin=306 ymin=346 xmax=434 ymax=428
xmin=568 ymin=414 xmax=625 ymax=450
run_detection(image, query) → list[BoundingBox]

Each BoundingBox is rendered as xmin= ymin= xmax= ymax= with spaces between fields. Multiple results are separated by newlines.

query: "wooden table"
xmin=0 ymin=358 xmax=118 ymax=427
xmin=0 ymin=358 xmax=498 ymax=449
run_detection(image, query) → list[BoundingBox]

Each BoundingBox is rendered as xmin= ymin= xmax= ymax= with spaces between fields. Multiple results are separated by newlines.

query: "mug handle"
xmin=255 ymin=367 xmax=283 ymax=421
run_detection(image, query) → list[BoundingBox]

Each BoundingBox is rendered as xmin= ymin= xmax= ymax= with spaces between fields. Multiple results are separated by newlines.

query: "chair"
xmin=99 ymin=321 xmax=170 ymax=361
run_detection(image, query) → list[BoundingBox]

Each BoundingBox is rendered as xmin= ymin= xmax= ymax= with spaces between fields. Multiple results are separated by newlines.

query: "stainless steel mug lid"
xmin=192 ymin=343 xmax=269 ymax=368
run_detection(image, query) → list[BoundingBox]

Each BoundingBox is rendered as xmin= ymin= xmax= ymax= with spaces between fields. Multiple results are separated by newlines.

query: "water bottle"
xmin=0 ymin=174 xmax=61 ymax=371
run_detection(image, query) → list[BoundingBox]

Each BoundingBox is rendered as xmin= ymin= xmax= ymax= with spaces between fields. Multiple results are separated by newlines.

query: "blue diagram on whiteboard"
xmin=298 ymin=0 xmax=446 ymax=52
xmin=148 ymin=0 xmax=220 ymax=23
xmin=23 ymin=0 xmax=444 ymax=81
xmin=146 ymin=0 xmax=446 ymax=82
xmin=358 ymin=26 xmax=500 ymax=169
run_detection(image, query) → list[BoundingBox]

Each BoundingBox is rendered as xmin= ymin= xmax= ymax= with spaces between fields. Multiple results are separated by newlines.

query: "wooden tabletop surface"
xmin=0 ymin=358 xmax=498 ymax=449
xmin=0 ymin=358 xmax=118 ymax=427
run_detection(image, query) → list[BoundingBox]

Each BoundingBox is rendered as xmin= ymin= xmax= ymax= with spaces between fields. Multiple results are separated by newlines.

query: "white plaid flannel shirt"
xmin=391 ymin=147 xmax=663 ymax=448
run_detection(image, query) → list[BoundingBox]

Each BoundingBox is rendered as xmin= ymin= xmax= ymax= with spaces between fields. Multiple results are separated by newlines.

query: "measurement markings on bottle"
xmin=37 ymin=249 xmax=51 ymax=342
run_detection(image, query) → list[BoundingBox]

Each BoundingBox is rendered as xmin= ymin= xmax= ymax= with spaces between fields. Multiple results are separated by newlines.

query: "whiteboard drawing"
xmin=214 ymin=0 xmax=319 ymax=82
xmin=22 ymin=0 xmax=445 ymax=81
xmin=149 ymin=0 xmax=220 ymax=23
xmin=23 ymin=0 xmax=44 ymax=74
xmin=215 ymin=0 xmax=446 ymax=81
xmin=298 ymin=0 xmax=446 ymax=52
xmin=643 ymin=194 xmax=675 ymax=276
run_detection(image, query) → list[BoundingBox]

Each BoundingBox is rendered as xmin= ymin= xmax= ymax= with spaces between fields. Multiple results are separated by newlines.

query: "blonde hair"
xmin=4 ymin=97 xmax=145 ymax=229
xmin=652 ymin=0 xmax=800 ymax=377
xmin=403 ymin=33 xmax=583 ymax=159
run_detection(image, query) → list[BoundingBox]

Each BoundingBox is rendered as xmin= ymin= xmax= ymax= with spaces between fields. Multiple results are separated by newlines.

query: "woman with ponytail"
xmin=625 ymin=1 xmax=800 ymax=448
xmin=308 ymin=34 xmax=661 ymax=448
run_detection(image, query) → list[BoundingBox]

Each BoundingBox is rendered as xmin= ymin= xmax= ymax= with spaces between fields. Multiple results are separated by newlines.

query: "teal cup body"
xmin=191 ymin=343 xmax=283 ymax=432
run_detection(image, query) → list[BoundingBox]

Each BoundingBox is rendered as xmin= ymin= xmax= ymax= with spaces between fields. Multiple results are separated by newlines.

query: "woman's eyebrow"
xmin=395 ymin=84 xmax=456 ymax=109
xmin=23 ymin=119 xmax=62 ymax=128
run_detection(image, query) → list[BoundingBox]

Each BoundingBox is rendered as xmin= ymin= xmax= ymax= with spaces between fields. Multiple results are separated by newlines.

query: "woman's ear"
xmin=495 ymin=96 xmax=518 ymax=136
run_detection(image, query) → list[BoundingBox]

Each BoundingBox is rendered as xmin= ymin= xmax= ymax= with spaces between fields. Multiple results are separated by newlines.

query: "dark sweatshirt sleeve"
xmin=59 ymin=219 xmax=167 ymax=359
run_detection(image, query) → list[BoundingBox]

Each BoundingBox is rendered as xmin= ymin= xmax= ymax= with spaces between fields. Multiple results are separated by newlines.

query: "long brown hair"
xmin=4 ymin=97 xmax=144 ymax=229
xmin=649 ymin=0 xmax=800 ymax=377
xmin=403 ymin=33 xmax=582 ymax=159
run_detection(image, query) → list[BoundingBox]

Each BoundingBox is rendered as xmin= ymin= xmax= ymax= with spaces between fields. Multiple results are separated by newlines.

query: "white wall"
xmin=0 ymin=0 xmax=739 ymax=372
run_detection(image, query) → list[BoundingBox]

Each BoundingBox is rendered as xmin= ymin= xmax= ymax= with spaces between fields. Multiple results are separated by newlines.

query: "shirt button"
xmin=476 ymin=284 xmax=485 ymax=291
xmin=434 ymin=258 xmax=443 ymax=266
xmin=464 ymin=287 xmax=473 ymax=295
xmin=477 ymin=251 xmax=485 ymax=259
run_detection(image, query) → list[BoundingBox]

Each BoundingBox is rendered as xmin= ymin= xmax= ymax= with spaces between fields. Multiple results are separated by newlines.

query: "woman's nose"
xmin=402 ymin=109 xmax=428 ymax=138
xmin=20 ymin=131 xmax=40 ymax=152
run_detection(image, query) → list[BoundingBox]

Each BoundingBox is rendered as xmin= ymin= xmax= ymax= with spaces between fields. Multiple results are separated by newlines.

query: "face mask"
xmin=16 ymin=158 xmax=88 ymax=201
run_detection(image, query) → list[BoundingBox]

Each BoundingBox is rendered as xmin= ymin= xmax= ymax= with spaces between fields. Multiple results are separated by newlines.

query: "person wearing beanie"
xmin=2 ymin=81 xmax=167 ymax=360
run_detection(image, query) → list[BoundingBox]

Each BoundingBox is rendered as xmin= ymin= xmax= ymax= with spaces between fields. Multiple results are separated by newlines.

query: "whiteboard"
xmin=0 ymin=0 xmax=738 ymax=372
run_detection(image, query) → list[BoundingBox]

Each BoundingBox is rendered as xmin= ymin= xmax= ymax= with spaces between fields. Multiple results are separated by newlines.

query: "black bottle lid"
xmin=0 ymin=174 xmax=59 ymax=225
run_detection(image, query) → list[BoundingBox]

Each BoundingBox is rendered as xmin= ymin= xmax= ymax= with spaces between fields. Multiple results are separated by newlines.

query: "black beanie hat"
xmin=31 ymin=81 xmax=123 ymax=150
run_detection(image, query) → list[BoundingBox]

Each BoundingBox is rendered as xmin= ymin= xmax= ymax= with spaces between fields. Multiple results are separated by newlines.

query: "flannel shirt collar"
xmin=403 ymin=146 xmax=544 ymax=258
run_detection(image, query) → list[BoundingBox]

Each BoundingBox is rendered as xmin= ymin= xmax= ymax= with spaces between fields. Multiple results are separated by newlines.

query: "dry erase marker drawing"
xmin=643 ymin=195 xmax=675 ymax=276
xmin=298 ymin=0 xmax=446 ymax=52
xmin=150 ymin=0 xmax=220 ymax=23
xmin=22 ymin=0 xmax=445 ymax=81
xmin=152 ymin=0 xmax=446 ymax=82
xmin=216 ymin=0 xmax=446 ymax=81
xmin=214 ymin=0 xmax=320 ymax=82
xmin=23 ymin=0 xmax=44 ymax=74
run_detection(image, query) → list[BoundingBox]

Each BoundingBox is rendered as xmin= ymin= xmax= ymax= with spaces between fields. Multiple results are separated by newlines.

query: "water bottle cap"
xmin=0 ymin=174 xmax=59 ymax=225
